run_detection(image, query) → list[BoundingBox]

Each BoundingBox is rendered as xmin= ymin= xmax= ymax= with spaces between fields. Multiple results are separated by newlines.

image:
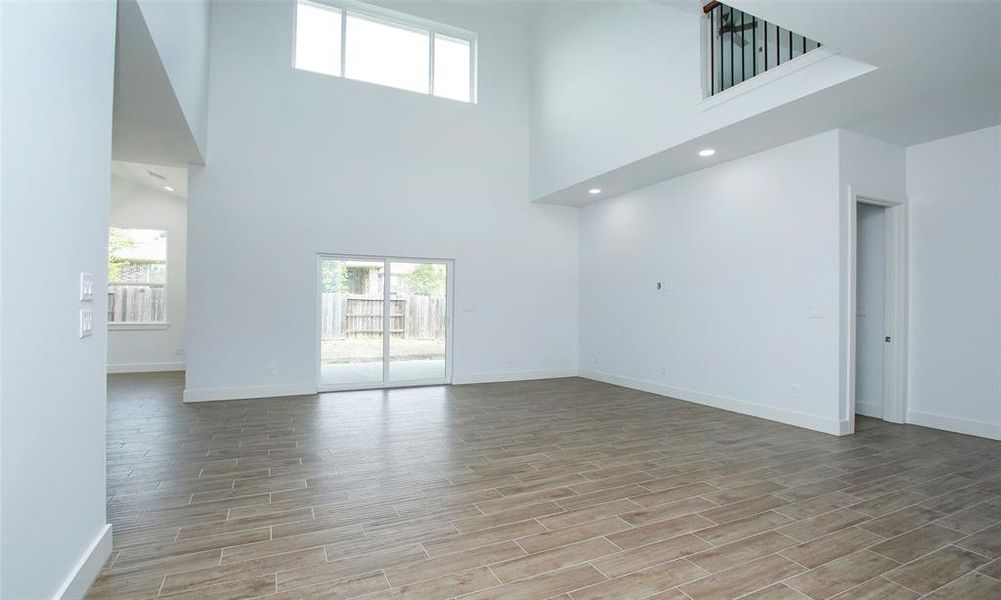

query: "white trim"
xmin=108 ymin=322 xmax=169 ymax=331
xmin=183 ymin=383 xmax=317 ymax=403
xmin=451 ymin=369 xmax=579 ymax=385
xmin=107 ymin=361 xmax=184 ymax=374
xmin=699 ymin=48 xmax=837 ymax=111
xmin=53 ymin=524 xmax=112 ymax=600
xmin=580 ymin=369 xmax=847 ymax=436
xmin=907 ymin=410 xmax=1001 ymax=441
xmin=845 ymin=185 xmax=909 ymax=431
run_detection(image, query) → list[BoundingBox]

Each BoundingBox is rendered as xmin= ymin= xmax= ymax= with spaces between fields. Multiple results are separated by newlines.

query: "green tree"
xmin=108 ymin=228 xmax=135 ymax=282
xmin=321 ymin=261 xmax=350 ymax=293
xmin=406 ymin=264 xmax=446 ymax=296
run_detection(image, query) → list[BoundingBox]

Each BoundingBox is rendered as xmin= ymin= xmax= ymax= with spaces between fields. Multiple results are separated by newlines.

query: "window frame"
xmin=108 ymin=227 xmax=170 ymax=330
xmin=293 ymin=0 xmax=478 ymax=103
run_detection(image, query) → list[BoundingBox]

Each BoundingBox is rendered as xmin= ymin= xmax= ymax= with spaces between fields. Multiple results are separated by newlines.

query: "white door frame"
xmin=846 ymin=186 xmax=908 ymax=427
xmin=315 ymin=253 xmax=454 ymax=392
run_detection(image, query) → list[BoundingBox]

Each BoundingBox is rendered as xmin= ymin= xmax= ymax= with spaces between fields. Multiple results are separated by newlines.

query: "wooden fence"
xmin=108 ymin=284 xmax=166 ymax=323
xmin=321 ymin=294 xmax=445 ymax=340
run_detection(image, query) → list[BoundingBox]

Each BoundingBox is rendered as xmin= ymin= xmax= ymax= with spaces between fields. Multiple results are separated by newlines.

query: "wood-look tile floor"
xmin=90 ymin=372 xmax=1001 ymax=599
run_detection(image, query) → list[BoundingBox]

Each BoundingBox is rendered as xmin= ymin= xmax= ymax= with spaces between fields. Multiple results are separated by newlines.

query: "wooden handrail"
xmin=703 ymin=1 xmax=721 ymax=14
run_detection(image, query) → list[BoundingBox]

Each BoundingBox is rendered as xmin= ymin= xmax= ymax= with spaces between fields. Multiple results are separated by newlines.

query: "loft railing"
xmin=704 ymin=1 xmax=822 ymax=97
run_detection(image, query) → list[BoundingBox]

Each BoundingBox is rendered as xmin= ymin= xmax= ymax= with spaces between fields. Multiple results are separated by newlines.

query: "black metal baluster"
xmin=710 ymin=7 xmax=714 ymax=95
xmin=740 ymin=9 xmax=745 ymax=84
xmin=788 ymin=28 xmax=792 ymax=62
xmin=802 ymin=34 xmax=806 ymax=55
xmin=776 ymin=25 xmax=781 ymax=66
xmin=764 ymin=18 xmax=768 ymax=71
xmin=752 ymin=17 xmax=756 ymax=76
xmin=729 ymin=6 xmax=734 ymax=89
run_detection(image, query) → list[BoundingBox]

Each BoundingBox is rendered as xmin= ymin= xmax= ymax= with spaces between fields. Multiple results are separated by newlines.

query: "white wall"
xmin=906 ymin=125 xmax=1001 ymax=440
xmin=579 ymin=131 xmax=845 ymax=434
xmin=0 ymin=0 xmax=115 ymax=596
xmin=135 ymin=0 xmax=211 ymax=155
xmin=109 ymin=177 xmax=187 ymax=373
xmin=185 ymin=0 xmax=579 ymax=401
xmin=836 ymin=130 xmax=906 ymax=425
xmin=855 ymin=203 xmax=885 ymax=417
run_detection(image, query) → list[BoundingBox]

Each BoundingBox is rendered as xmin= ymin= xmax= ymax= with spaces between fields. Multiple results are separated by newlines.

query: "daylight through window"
xmin=294 ymin=0 xmax=476 ymax=103
xmin=108 ymin=228 xmax=167 ymax=324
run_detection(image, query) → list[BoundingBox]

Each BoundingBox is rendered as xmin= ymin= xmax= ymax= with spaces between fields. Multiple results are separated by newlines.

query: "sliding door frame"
xmin=315 ymin=253 xmax=454 ymax=392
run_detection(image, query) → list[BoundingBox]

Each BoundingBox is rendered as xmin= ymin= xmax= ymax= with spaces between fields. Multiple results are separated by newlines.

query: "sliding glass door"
xmin=318 ymin=255 xmax=452 ymax=390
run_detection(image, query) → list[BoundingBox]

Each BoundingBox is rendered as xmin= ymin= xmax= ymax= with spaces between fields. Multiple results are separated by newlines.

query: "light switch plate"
xmin=79 ymin=309 xmax=94 ymax=338
xmin=80 ymin=272 xmax=95 ymax=301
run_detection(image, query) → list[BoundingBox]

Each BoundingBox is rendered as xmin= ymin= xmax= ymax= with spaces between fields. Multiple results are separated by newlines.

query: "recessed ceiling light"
xmin=699 ymin=148 xmax=716 ymax=157
xmin=163 ymin=185 xmax=175 ymax=192
xmin=588 ymin=188 xmax=602 ymax=195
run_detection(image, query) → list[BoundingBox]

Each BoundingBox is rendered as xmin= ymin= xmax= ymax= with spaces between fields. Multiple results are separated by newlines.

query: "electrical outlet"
xmin=790 ymin=384 xmax=802 ymax=400
xmin=80 ymin=272 xmax=94 ymax=301
xmin=593 ymin=356 xmax=600 ymax=366
xmin=79 ymin=309 xmax=94 ymax=338
xmin=175 ymin=348 xmax=185 ymax=357
xmin=659 ymin=366 xmax=669 ymax=376
xmin=265 ymin=363 xmax=278 ymax=375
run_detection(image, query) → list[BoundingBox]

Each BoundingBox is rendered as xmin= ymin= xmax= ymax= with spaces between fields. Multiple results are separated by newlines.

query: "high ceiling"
xmin=534 ymin=0 xmax=1001 ymax=205
xmin=729 ymin=0 xmax=1001 ymax=146
xmin=112 ymin=160 xmax=188 ymax=199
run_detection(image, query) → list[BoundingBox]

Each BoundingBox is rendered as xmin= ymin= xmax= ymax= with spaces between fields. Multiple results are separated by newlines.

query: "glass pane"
xmin=319 ymin=258 xmax=385 ymax=385
xmin=345 ymin=13 xmax=429 ymax=94
xmin=389 ymin=262 xmax=447 ymax=381
xmin=433 ymin=34 xmax=471 ymax=102
xmin=108 ymin=228 xmax=167 ymax=323
xmin=294 ymin=1 xmax=342 ymax=77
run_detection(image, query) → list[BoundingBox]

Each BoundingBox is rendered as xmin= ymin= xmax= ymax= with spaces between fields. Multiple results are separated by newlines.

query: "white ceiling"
xmin=112 ymin=160 xmax=188 ymax=199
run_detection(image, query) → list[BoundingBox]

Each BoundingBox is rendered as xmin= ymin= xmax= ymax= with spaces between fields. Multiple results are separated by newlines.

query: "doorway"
xmin=317 ymin=254 xmax=453 ymax=391
xmin=855 ymin=203 xmax=886 ymax=418
xmin=847 ymin=189 xmax=908 ymax=427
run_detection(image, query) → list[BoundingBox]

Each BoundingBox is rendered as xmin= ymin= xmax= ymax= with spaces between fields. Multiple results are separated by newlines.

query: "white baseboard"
xmin=855 ymin=401 xmax=883 ymax=419
xmin=183 ymin=383 xmax=317 ymax=403
xmin=907 ymin=409 xmax=1001 ymax=441
xmin=451 ymin=369 xmax=579 ymax=385
xmin=107 ymin=361 xmax=184 ymax=374
xmin=580 ymin=369 xmax=846 ymax=436
xmin=54 ymin=523 xmax=112 ymax=600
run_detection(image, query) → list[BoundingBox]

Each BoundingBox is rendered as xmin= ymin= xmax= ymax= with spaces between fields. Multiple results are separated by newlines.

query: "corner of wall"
xmin=52 ymin=525 xmax=113 ymax=600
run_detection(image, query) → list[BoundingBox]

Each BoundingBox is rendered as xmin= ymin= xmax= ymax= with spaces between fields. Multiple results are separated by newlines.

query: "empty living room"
xmin=3 ymin=0 xmax=1001 ymax=598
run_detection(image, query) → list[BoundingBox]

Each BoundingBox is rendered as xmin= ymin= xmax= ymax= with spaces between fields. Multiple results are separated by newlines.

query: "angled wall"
xmin=135 ymin=0 xmax=211 ymax=153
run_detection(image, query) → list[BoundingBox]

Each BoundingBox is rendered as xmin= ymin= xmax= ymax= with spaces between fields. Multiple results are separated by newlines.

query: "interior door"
xmin=318 ymin=255 xmax=451 ymax=390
